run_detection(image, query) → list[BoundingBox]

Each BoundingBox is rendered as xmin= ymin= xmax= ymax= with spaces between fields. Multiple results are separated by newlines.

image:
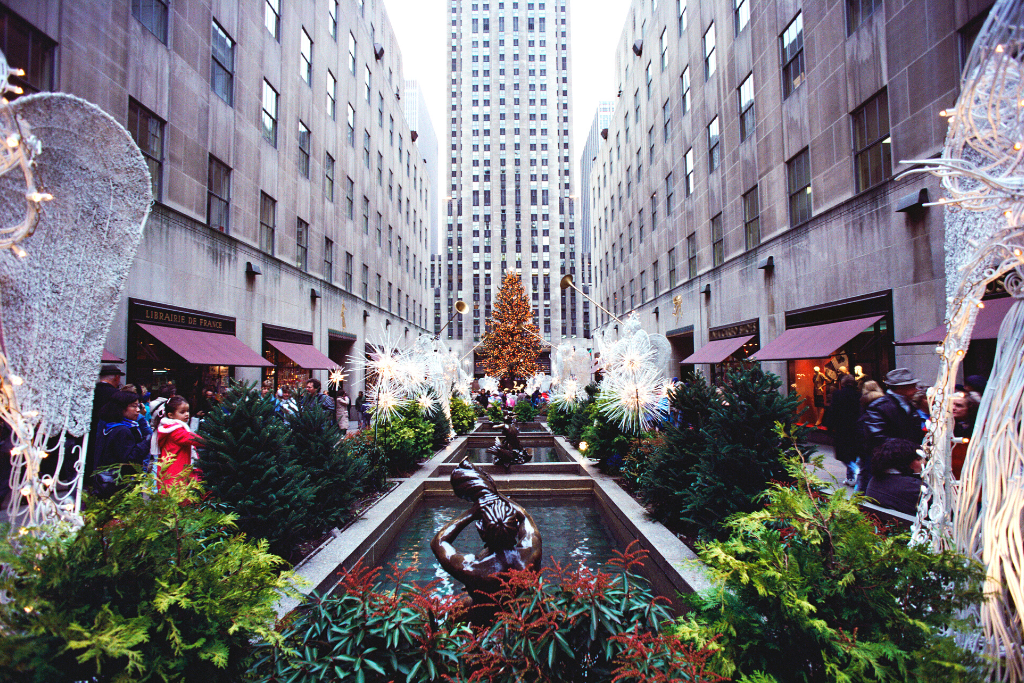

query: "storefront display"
xmin=751 ymin=293 xmax=895 ymax=427
xmin=262 ymin=324 xmax=335 ymax=390
xmin=127 ymin=299 xmax=271 ymax=405
xmin=682 ymin=320 xmax=760 ymax=385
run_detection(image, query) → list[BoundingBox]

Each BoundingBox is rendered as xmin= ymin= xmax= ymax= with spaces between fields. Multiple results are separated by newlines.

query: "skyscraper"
xmin=404 ymin=80 xmax=440 ymax=255
xmin=442 ymin=0 xmax=577 ymax=373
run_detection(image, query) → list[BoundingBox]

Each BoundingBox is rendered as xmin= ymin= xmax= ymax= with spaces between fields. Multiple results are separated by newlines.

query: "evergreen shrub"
xmin=486 ymin=401 xmax=504 ymax=423
xmin=546 ymin=404 xmax=573 ymax=434
xmin=513 ymin=397 xmax=538 ymax=422
xmin=0 ymin=477 xmax=293 ymax=683
xmin=376 ymin=403 xmax=434 ymax=475
xmin=449 ymin=395 xmax=477 ymax=435
xmin=677 ymin=444 xmax=987 ymax=683
xmin=640 ymin=366 xmax=808 ymax=539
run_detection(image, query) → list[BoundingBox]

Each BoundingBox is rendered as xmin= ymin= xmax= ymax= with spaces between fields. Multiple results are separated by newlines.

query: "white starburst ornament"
xmin=596 ymin=365 xmax=667 ymax=434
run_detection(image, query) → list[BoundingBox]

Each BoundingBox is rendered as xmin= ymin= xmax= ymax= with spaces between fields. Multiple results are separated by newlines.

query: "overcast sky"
xmin=387 ymin=0 xmax=632 ymax=173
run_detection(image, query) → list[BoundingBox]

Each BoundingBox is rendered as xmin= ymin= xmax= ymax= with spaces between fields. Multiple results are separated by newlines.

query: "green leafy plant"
xmin=198 ymin=382 xmax=319 ymax=556
xmin=513 ymin=397 xmax=538 ymax=422
xmin=487 ymin=400 xmax=504 ymax=423
xmin=579 ymin=399 xmax=635 ymax=473
xmin=641 ymin=366 xmax=808 ymax=539
xmin=546 ymin=404 xmax=573 ymax=434
xmin=676 ymin=436 xmax=987 ymax=683
xmin=246 ymin=545 xmax=724 ymax=683
xmin=376 ymin=402 xmax=435 ymax=475
xmin=450 ymin=395 xmax=478 ymax=435
xmin=424 ymin=392 xmax=454 ymax=451
xmin=0 ymin=477 xmax=295 ymax=683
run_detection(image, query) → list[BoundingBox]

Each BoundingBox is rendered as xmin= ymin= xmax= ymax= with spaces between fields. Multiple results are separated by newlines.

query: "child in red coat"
xmin=155 ymin=396 xmax=201 ymax=493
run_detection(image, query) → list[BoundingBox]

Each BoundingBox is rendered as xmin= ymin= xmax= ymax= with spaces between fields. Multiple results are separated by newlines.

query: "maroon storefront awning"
xmin=138 ymin=323 xmax=273 ymax=367
xmin=101 ymin=348 xmax=124 ymax=363
xmin=896 ymin=297 xmax=1015 ymax=345
xmin=681 ymin=335 xmax=754 ymax=364
xmin=749 ymin=315 xmax=883 ymax=361
xmin=266 ymin=340 xmax=336 ymax=369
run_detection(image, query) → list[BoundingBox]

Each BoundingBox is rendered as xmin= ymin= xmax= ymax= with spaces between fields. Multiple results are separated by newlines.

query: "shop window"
xmin=687 ymin=232 xmax=697 ymax=278
xmin=738 ymin=73 xmax=754 ymax=141
xmin=264 ymin=0 xmax=280 ymax=39
xmin=324 ymin=238 xmax=334 ymax=282
xmin=127 ymin=98 xmax=164 ymax=202
xmin=743 ymin=185 xmax=760 ymax=249
xmin=206 ymin=155 xmax=230 ymax=233
xmin=300 ymin=28 xmax=313 ymax=85
xmin=781 ymin=13 xmax=804 ymax=98
xmin=298 ymin=121 xmax=311 ymax=178
xmin=852 ymin=90 xmax=891 ymax=192
xmin=788 ymin=148 xmax=812 ymax=225
xmin=261 ymin=79 xmax=279 ymax=146
xmin=847 ymin=0 xmax=882 ymax=34
xmin=260 ymin=192 xmax=276 ymax=255
xmin=133 ymin=0 xmax=168 ymax=42
xmin=211 ymin=21 xmax=235 ymax=105
xmin=711 ymin=213 xmax=724 ymax=266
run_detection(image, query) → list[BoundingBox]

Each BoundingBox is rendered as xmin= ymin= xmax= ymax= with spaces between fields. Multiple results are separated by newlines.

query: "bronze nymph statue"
xmin=485 ymin=408 xmax=532 ymax=471
xmin=430 ymin=460 xmax=542 ymax=615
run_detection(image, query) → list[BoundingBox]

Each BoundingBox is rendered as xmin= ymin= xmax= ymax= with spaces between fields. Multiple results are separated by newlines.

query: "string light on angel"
xmin=898 ymin=1 xmax=1024 ymax=678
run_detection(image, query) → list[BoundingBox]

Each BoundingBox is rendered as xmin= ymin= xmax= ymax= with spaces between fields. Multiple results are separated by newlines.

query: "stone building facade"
xmin=587 ymin=0 xmax=994 ymax=408
xmin=4 ymin=0 xmax=433 ymax=401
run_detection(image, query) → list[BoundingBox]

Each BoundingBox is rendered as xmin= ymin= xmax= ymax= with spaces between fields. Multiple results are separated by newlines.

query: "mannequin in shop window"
xmin=812 ymin=367 xmax=828 ymax=425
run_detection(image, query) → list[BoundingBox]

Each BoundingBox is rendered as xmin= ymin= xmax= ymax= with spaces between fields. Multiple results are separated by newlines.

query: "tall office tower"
xmin=444 ymin=0 xmax=577 ymax=373
xmin=579 ymin=101 xmax=615 ymax=338
xmin=404 ymin=80 xmax=440 ymax=254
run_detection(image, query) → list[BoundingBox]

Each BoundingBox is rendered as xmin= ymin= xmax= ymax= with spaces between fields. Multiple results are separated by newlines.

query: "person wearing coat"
xmin=93 ymin=391 xmax=150 ymax=495
xmin=865 ymin=437 xmax=926 ymax=515
xmin=155 ymin=395 xmax=201 ymax=492
xmin=857 ymin=368 xmax=925 ymax=493
xmin=336 ymin=389 xmax=351 ymax=434
xmin=824 ymin=374 xmax=862 ymax=486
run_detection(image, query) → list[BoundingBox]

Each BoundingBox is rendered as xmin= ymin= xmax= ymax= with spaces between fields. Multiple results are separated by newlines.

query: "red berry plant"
xmin=245 ymin=543 xmax=724 ymax=683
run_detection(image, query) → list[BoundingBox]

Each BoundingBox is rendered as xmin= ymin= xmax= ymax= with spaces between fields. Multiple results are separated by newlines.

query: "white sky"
xmin=387 ymin=0 xmax=632 ymax=178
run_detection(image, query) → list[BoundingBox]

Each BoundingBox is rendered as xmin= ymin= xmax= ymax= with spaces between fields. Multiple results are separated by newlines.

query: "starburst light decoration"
xmin=898 ymin=1 xmax=1024 ymax=677
xmin=327 ymin=366 xmax=348 ymax=390
xmin=548 ymin=377 xmax=587 ymax=411
xmin=596 ymin=364 xmax=667 ymax=434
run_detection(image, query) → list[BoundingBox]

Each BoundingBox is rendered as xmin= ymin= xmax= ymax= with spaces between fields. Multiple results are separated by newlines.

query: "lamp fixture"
xmin=245 ymin=261 xmax=262 ymax=276
xmin=310 ymin=287 xmax=322 ymax=300
xmin=757 ymin=255 xmax=774 ymax=271
xmin=700 ymin=284 xmax=711 ymax=297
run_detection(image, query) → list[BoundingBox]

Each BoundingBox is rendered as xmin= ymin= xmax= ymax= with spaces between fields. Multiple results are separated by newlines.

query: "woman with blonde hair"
xmin=860 ymin=380 xmax=884 ymax=409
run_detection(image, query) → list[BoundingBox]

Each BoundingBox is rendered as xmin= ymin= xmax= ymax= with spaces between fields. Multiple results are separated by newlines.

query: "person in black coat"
xmin=865 ymin=437 xmax=926 ymax=515
xmin=86 ymin=364 xmax=124 ymax=474
xmin=857 ymin=368 xmax=925 ymax=493
xmin=824 ymin=374 xmax=862 ymax=486
xmin=94 ymin=390 xmax=149 ymax=473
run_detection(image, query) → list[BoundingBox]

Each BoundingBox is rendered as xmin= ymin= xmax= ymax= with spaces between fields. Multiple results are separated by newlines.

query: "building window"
xmin=853 ymin=90 xmax=892 ymax=192
xmin=324 ymin=237 xmax=334 ymax=282
xmin=329 ymin=0 xmax=338 ymax=39
xmin=347 ymin=104 xmax=356 ymax=146
xmin=300 ymin=29 xmax=313 ymax=85
xmin=0 ymin=8 xmax=56 ymax=95
xmin=345 ymin=252 xmax=354 ymax=290
xmin=264 ymin=0 xmax=280 ymax=40
xmin=680 ymin=65 xmax=690 ymax=115
xmin=261 ymin=79 xmax=278 ymax=146
xmin=847 ymin=0 xmax=882 ymax=34
xmin=298 ymin=121 xmax=311 ymax=178
xmin=659 ymin=28 xmax=669 ymax=71
xmin=663 ymin=99 xmax=671 ymax=142
xmin=362 ymin=264 xmax=369 ymax=299
xmin=703 ymin=23 xmax=716 ymax=79
xmin=787 ymin=148 xmax=812 ymax=225
xmin=132 ymin=0 xmax=168 ymax=43
xmin=348 ymin=32 xmax=357 ymax=74
xmin=325 ymin=152 xmax=335 ymax=201
xmin=743 ymin=185 xmax=760 ymax=249
xmin=653 ymin=260 xmax=660 ymax=294
xmin=738 ymin=73 xmax=754 ymax=141
xmin=127 ymin=98 xmax=164 ymax=202
xmin=665 ymin=173 xmax=674 ymax=215
xmin=684 ymin=147 xmax=694 ymax=196
xmin=364 ymin=65 xmax=372 ymax=103
xmin=668 ymin=247 xmax=677 ymax=288
xmin=345 ymin=177 xmax=354 ymax=218
xmin=260 ymin=192 xmax=276 ymax=255
xmin=707 ymin=116 xmax=720 ymax=172
xmin=711 ymin=213 xmax=724 ymax=266
xmin=677 ymin=0 xmax=687 ymax=35
xmin=735 ymin=0 xmax=749 ymax=34
xmin=296 ymin=218 xmax=309 ymax=271
xmin=206 ymin=155 xmax=230 ymax=233
xmin=211 ymin=21 xmax=234 ymax=105
xmin=687 ymin=233 xmax=697 ymax=278
xmin=781 ymin=13 xmax=804 ymax=99
xmin=959 ymin=10 xmax=990 ymax=71
xmin=363 ymin=130 xmax=371 ymax=168
xmin=376 ymin=275 xmax=382 ymax=307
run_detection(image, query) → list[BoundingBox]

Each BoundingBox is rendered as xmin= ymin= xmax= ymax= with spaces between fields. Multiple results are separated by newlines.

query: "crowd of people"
xmin=822 ymin=367 xmax=986 ymax=515
xmin=474 ymin=387 xmax=547 ymax=412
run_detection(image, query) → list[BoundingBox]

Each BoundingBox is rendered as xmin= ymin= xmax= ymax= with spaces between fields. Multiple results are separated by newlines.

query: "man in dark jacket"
xmin=824 ymin=374 xmax=862 ymax=486
xmin=305 ymin=378 xmax=336 ymax=424
xmin=857 ymin=368 xmax=925 ymax=493
xmin=87 ymin=364 xmax=124 ymax=474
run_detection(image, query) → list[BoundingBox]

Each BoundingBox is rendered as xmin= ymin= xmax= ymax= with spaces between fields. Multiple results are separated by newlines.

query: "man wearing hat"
xmin=88 ymin=364 xmax=125 ymax=473
xmin=857 ymin=368 xmax=926 ymax=493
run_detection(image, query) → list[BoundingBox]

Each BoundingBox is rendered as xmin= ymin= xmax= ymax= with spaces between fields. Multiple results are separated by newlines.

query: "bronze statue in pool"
xmin=431 ymin=459 xmax=542 ymax=618
xmin=485 ymin=409 xmax=532 ymax=471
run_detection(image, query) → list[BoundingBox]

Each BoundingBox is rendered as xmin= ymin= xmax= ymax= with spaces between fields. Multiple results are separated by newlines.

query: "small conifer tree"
xmin=198 ymin=382 xmax=318 ymax=557
xmin=480 ymin=271 xmax=540 ymax=381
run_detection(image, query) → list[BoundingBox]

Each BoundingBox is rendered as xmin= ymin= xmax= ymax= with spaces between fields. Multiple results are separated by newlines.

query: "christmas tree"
xmin=480 ymin=271 xmax=541 ymax=381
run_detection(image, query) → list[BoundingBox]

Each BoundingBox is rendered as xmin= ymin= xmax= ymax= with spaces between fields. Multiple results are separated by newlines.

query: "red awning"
xmin=749 ymin=315 xmax=883 ymax=361
xmin=137 ymin=323 xmax=273 ymax=367
xmin=266 ymin=340 xmax=336 ymax=369
xmin=896 ymin=297 xmax=1015 ymax=345
xmin=681 ymin=335 xmax=755 ymax=364
xmin=101 ymin=348 xmax=124 ymax=363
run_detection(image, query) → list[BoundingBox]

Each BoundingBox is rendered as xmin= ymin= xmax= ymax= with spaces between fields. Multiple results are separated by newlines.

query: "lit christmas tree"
xmin=480 ymin=271 xmax=540 ymax=382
